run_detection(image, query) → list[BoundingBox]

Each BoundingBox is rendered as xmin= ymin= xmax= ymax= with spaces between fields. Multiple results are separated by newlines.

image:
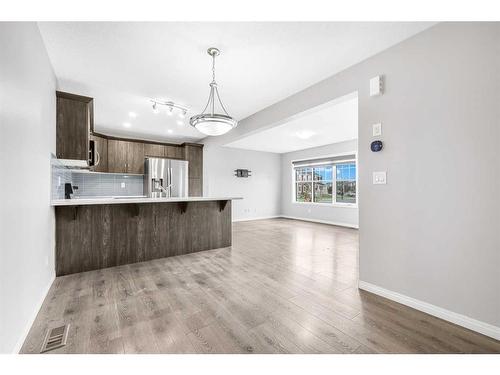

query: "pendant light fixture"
xmin=190 ymin=47 xmax=237 ymax=136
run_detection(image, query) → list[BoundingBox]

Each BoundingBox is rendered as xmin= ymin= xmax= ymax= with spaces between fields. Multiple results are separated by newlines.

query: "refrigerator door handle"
xmin=170 ymin=167 xmax=173 ymax=196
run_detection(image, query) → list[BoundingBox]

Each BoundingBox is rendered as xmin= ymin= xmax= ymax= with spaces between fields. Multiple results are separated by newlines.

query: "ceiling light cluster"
xmin=151 ymin=100 xmax=188 ymax=119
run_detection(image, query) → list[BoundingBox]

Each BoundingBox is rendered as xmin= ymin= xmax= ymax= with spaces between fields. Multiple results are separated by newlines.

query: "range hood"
xmin=57 ymin=159 xmax=90 ymax=169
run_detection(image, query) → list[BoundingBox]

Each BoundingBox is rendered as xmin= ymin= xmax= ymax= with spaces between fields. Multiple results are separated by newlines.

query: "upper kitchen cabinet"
xmin=108 ymin=139 xmax=144 ymax=174
xmin=127 ymin=141 xmax=145 ymax=174
xmin=144 ymin=143 xmax=165 ymax=158
xmin=183 ymin=143 xmax=203 ymax=179
xmin=164 ymin=145 xmax=184 ymax=159
xmin=56 ymin=91 xmax=93 ymax=161
xmin=182 ymin=143 xmax=203 ymax=196
xmin=107 ymin=139 xmax=127 ymax=173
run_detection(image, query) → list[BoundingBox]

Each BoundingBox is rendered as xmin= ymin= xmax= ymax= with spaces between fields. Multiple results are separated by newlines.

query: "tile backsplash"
xmin=71 ymin=172 xmax=143 ymax=197
xmin=51 ymin=156 xmax=73 ymax=200
xmin=51 ymin=155 xmax=144 ymax=199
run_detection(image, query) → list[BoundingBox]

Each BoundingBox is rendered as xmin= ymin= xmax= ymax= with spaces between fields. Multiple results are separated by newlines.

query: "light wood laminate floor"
xmin=21 ymin=218 xmax=500 ymax=354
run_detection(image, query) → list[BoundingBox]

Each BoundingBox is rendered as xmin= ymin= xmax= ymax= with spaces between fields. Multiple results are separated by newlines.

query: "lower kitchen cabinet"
xmin=55 ymin=200 xmax=232 ymax=276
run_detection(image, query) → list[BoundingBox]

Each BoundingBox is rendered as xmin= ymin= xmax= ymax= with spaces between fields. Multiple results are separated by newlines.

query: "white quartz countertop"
xmin=51 ymin=196 xmax=243 ymax=206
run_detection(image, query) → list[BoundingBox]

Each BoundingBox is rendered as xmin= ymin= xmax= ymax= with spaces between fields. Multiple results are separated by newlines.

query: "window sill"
xmin=292 ymin=201 xmax=358 ymax=209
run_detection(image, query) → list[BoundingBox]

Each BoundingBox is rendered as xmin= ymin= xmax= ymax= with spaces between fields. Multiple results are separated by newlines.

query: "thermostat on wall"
xmin=370 ymin=140 xmax=383 ymax=152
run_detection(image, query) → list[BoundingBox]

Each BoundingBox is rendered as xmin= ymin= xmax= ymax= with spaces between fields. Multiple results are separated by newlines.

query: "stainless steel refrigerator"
xmin=144 ymin=157 xmax=189 ymax=198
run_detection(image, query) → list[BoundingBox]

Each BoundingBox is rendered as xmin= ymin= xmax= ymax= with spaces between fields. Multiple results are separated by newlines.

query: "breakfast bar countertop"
xmin=51 ymin=196 xmax=243 ymax=206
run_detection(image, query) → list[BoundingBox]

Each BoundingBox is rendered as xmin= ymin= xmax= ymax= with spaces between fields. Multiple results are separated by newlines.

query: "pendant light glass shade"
xmin=190 ymin=48 xmax=237 ymax=136
xmin=190 ymin=113 xmax=237 ymax=136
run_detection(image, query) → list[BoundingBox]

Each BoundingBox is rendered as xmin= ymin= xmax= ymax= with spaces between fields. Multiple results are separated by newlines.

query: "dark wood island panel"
xmin=55 ymin=200 xmax=232 ymax=276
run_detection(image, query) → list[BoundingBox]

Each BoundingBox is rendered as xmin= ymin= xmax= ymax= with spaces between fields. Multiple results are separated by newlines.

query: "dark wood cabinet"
xmin=144 ymin=143 xmax=165 ymax=158
xmin=183 ymin=144 xmax=203 ymax=178
xmin=127 ymin=141 xmax=145 ymax=174
xmin=165 ymin=145 xmax=183 ymax=159
xmin=189 ymin=178 xmax=202 ymax=196
xmin=100 ymin=137 xmax=194 ymax=176
xmin=108 ymin=139 xmax=144 ymax=174
xmin=107 ymin=139 xmax=128 ymax=173
xmin=56 ymin=91 xmax=93 ymax=161
xmin=183 ymin=144 xmax=203 ymax=196
xmin=55 ymin=200 xmax=231 ymax=276
xmin=90 ymin=134 xmax=108 ymax=172
xmin=55 ymin=91 xmax=200 ymax=179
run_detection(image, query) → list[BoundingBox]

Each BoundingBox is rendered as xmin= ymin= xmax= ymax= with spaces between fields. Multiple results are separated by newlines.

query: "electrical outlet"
xmin=121 ymin=182 xmax=126 ymax=188
xmin=373 ymin=171 xmax=387 ymax=184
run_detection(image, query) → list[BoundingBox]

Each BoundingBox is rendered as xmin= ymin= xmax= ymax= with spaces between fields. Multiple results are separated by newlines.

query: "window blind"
xmin=292 ymin=154 xmax=356 ymax=168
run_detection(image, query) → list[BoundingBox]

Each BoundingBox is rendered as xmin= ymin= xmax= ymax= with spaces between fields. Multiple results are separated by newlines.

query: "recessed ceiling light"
xmin=167 ymin=129 xmax=173 ymax=134
xmin=176 ymin=120 xmax=183 ymax=126
xmin=123 ymin=122 xmax=131 ymax=128
xmin=295 ymin=130 xmax=316 ymax=139
xmin=128 ymin=112 xmax=137 ymax=118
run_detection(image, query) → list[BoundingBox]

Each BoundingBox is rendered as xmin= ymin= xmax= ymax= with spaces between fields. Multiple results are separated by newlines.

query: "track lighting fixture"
xmin=150 ymin=99 xmax=188 ymax=118
xmin=152 ymin=102 xmax=160 ymax=114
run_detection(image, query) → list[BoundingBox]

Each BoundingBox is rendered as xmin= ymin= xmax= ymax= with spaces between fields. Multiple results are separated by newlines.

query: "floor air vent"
xmin=40 ymin=324 xmax=70 ymax=353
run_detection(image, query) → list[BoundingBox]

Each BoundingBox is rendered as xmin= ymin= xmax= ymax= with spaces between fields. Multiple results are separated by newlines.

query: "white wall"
xmin=356 ymin=22 xmax=500 ymax=336
xmin=206 ymin=23 xmax=500 ymax=337
xmin=281 ymin=140 xmax=358 ymax=227
xmin=203 ymin=141 xmax=281 ymax=221
xmin=0 ymin=23 xmax=57 ymax=353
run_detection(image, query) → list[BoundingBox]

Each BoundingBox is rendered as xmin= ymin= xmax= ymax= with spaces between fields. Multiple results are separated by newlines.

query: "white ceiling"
xmin=38 ymin=22 xmax=434 ymax=143
xmin=226 ymin=92 xmax=358 ymax=153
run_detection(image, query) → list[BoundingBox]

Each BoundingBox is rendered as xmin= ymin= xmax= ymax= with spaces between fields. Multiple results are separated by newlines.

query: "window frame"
xmin=291 ymin=152 xmax=358 ymax=208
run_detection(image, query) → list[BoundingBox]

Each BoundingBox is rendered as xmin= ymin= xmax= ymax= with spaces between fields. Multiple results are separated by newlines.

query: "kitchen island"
xmin=52 ymin=197 xmax=241 ymax=276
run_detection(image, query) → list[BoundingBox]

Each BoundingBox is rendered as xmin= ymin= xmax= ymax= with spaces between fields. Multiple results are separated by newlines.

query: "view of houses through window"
xmin=294 ymin=161 xmax=356 ymax=204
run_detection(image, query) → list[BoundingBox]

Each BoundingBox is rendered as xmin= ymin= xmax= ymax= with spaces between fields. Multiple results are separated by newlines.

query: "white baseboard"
xmin=358 ymin=280 xmax=500 ymax=341
xmin=232 ymin=215 xmax=281 ymax=222
xmin=279 ymin=215 xmax=359 ymax=229
xmin=12 ymin=274 xmax=55 ymax=353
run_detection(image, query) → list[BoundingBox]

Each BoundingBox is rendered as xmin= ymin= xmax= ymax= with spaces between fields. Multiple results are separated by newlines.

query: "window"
xmin=336 ymin=163 xmax=356 ymax=204
xmin=293 ymin=156 xmax=356 ymax=205
xmin=313 ymin=166 xmax=333 ymax=203
xmin=295 ymin=167 xmax=312 ymax=202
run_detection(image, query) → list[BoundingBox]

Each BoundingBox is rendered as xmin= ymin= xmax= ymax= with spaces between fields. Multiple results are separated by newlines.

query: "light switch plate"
xmin=121 ymin=182 xmax=126 ymax=188
xmin=373 ymin=171 xmax=387 ymax=184
xmin=372 ymin=123 xmax=382 ymax=137
xmin=370 ymin=75 xmax=383 ymax=96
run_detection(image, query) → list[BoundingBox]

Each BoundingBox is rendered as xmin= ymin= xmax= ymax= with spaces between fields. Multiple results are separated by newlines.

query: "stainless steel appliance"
xmin=144 ymin=157 xmax=189 ymax=198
